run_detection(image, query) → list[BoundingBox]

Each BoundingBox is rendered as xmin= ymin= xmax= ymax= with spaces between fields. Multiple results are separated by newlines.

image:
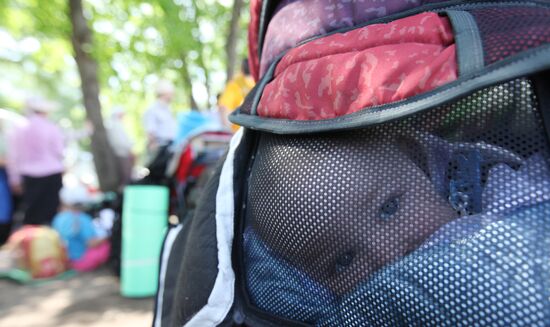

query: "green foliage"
xmin=0 ymin=0 xmax=249 ymax=156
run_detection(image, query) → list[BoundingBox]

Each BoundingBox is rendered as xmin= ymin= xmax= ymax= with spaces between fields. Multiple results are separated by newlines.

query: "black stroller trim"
xmin=153 ymin=224 xmax=185 ymax=327
xmin=178 ymin=130 xmax=243 ymax=326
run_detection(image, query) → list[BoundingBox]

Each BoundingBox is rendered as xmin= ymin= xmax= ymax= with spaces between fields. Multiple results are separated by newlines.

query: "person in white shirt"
xmin=143 ymin=80 xmax=177 ymax=154
xmin=106 ymin=107 xmax=134 ymax=186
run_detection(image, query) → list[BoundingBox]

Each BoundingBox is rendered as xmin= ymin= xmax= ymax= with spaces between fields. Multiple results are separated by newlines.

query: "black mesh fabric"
xmin=471 ymin=7 xmax=550 ymax=65
xmin=242 ymin=78 xmax=550 ymax=326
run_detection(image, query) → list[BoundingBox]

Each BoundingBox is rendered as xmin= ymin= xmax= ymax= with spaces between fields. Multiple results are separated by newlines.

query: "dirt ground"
xmin=0 ymin=268 xmax=154 ymax=327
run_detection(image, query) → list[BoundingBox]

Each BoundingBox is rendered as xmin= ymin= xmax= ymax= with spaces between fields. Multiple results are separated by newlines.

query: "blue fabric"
xmin=483 ymin=153 xmax=550 ymax=213
xmin=245 ymin=202 xmax=550 ymax=326
xmin=244 ymin=227 xmax=340 ymax=325
xmin=52 ymin=210 xmax=97 ymax=261
xmin=448 ymin=150 xmax=482 ymax=216
xmin=174 ymin=111 xmax=219 ymax=146
xmin=0 ymin=169 xmax=12 ymax=224
xmin=245 ymin=153 xmax=550 ymax=325
xmin=411 ymin=132 xmax=523 ymax=198
xmin=425 ymin=153 xmax=550 ymax=246
xmin=342 ymin=202 xmax=550 ymax=327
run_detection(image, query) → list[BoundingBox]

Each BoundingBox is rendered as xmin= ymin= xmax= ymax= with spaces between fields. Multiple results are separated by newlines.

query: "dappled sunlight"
xmin=0 ymin=269 xmax=153 ymax=327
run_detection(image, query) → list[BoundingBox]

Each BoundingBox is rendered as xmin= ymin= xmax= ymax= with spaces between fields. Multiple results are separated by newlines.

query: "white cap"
xmin=60 ymin=185 xmax=90 ymax=206
xmin=155 ymin=80 xmax=175 ymax=96
xmin=25 ymin=96 xmax=57 ymax=113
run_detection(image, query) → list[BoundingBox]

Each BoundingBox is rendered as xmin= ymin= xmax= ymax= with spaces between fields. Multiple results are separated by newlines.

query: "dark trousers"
xmin=0 ymin=221 xmax=11 ymax=245
xmin=22 ymin=173 xmax=63 ymax=225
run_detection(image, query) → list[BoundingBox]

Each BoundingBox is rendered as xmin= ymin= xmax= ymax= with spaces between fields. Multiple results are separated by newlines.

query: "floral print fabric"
xmin=259 ymin=0 xmax=448 ymax=77
xmin=257 ymin=12 xmax=457 ymax=120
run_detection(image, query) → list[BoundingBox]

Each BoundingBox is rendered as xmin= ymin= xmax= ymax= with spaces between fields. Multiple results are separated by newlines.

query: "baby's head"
xmin=249 ymin=133 xmax=457 ymax=294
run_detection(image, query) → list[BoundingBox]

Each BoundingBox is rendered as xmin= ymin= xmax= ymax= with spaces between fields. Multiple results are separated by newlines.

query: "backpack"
xmin=5 ymin=225 xmax=68 ymax=279
xmin=154 ymin=1 xmax=550 ymax=326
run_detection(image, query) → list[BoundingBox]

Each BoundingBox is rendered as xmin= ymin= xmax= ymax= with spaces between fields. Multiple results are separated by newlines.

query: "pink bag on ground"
xmin=71 ymin=242 xmax=111 ymax=272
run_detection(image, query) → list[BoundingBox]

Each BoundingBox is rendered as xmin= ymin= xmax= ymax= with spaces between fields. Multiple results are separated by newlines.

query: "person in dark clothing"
xmin=6 ymin=97 xmax=64 ymax=225
xmin=0 ymin=125 xmax=12 ymax=244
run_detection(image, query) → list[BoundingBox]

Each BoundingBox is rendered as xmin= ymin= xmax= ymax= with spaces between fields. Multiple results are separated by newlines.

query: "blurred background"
xmin=0 ymin=0 xmax=249 ymax=186
xmin=0 ymin=0 xmax=250 ymax=326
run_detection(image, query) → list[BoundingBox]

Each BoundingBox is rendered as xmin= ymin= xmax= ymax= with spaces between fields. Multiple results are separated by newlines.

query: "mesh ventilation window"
xmin=471 ymin=7 xmax=550 ymax=64
xmin=243 ymin=78 xmax=550 ymax=326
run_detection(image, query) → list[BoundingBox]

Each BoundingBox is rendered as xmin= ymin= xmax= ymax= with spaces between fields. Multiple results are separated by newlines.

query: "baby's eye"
xmin=379 ymin=196 xmax=400 ymax=220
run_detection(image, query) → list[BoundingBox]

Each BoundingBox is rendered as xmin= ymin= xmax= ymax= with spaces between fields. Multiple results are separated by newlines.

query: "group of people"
xmin=1 ymin=97 xmax=65 ymax=234
xmin=0 ymin=63 xmax=254 ymax=275
xmin=0 ymin=97 xmax=131 ymax=272
xmin=143 ymin=61 xmax=254 ymax=155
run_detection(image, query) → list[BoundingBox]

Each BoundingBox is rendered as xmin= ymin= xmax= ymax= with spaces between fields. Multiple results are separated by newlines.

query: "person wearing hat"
xmin=143 ymin=80 xmax=178 ymax=155
xmin=52 ymin=184 xmax=110 ymax=272
xmin=6 ymin=96 xmax=65 ymax=225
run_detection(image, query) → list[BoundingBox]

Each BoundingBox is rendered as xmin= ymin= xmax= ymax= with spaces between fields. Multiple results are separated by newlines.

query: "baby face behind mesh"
xmin=247 ymin=132 xmax=457 ymax=294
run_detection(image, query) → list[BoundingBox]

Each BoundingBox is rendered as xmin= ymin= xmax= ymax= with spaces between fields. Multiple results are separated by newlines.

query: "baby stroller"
xmin=137 ymin=111 xmax=231 ymax=214
xmin=166 ymin=128 xmax=233 ymax=219
xmin=110 ymin=114 xmax=231 ymax=277
xmin=154 ymin=1 xmax=550 ymax=326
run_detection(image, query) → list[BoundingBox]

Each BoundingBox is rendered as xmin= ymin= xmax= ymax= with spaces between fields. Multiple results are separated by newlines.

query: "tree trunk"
xmin=197 ymin=47 xmax=211 ymax=107
xmin=225 ymin=0 xmax=244 ymax=80
xmin=180 ymin=54 xmax=200 ymax=110
xmin=69 ymin=0 xmax=121 ymax=192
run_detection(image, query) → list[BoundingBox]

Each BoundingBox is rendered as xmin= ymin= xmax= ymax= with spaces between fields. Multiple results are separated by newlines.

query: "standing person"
xmin=218 ymin=59 xmax=255 ymax=132
xmin=6 ymin=97 xmax=64 ymax=225
xmin=143 ymin=80 xmax=177 ymax=155
xmin=106 ymin=106 xmax=134 ymax=187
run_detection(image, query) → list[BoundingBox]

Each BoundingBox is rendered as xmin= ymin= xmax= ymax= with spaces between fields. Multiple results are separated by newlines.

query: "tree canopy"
xmin=0 ymin=0 xmax=249 ymax=154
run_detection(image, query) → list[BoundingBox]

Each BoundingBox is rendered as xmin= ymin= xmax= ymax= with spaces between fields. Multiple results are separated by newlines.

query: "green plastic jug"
xmin=120 ymin=185 xmax=169 ymax=297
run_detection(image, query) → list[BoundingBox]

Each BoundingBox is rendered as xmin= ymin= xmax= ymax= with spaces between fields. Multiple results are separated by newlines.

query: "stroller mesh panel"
xmin=472 ymin=7 xmax=550 ymax=64
xmin=243 ymin=78 xmax=550 ymax=326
